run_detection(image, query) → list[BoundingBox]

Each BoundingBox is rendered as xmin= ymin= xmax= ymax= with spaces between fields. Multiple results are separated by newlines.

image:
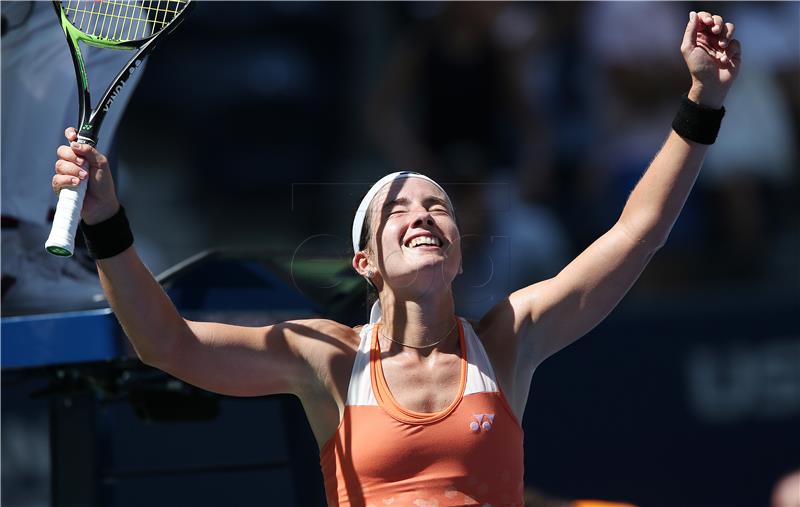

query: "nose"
xmin=411 ymin=209 xmax=434 ymax=227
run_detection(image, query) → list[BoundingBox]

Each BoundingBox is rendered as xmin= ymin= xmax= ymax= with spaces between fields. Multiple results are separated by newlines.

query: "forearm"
xmin=97 ymin=247 xmax=189 ymax=366
xmin=617 ymin=85 xmax=723 ymax=248
xmin=617 ymin=129 xmax=708 ymax=248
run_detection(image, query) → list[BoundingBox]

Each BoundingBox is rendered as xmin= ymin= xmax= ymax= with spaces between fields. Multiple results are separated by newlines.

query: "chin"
xmin=388 ymin=264 xmax=447 ymax=290
xmin=416 ymin=263 xmax=460 ymax=287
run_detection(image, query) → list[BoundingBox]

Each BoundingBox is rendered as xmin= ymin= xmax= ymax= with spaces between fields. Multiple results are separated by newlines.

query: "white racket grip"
xmin=45 ymin=183 xmax=87 ymax=257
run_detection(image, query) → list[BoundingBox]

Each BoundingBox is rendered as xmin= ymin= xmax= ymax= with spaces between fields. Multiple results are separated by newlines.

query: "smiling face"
xmin=355 ymin=177 xmax=462 ymax=298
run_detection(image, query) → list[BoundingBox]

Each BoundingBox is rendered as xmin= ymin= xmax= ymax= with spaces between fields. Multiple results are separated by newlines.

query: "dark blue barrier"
xmin=523 ymin=289 xmax=800 ymax=507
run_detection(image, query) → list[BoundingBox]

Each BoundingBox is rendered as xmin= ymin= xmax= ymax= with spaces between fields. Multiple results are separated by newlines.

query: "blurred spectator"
xmin=579 ymin=0 xmax=689 ymax=208
xmin=576 ymin=2 xmax=800 ymax=288
xmin=1 ymin=1 xmax=145 ymax=315
xmin=700 ymin=2 xmax=799 ymax=282
xmin=576 ymin=2 xmax=695 ymax=288
xmin=365 ymin=2 xmax=570 ymax=317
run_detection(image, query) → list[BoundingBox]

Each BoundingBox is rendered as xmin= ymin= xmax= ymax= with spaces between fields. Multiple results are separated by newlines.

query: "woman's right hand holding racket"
xmin=53 ymin=127 xmax=120 ymax=226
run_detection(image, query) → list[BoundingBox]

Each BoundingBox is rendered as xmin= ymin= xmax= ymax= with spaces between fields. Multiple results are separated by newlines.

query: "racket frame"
xmin=46 ymin=0 xmax=192 ymax=256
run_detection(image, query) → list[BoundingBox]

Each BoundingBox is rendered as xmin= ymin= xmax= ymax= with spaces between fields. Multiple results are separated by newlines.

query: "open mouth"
xmin=403 ymin=234 xmax=443 ymax=249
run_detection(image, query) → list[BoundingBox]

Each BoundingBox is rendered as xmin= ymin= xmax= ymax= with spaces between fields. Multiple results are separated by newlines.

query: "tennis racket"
xmin=45 ymin=0 xmax=192 ymax=257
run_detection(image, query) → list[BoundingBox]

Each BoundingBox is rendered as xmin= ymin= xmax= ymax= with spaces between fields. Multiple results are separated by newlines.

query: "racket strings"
xmin=61 ymin=0 xmax=188 ymax=42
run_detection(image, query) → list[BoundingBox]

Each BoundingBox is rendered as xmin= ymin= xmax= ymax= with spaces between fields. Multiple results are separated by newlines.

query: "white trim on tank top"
xmin=344 ymin=317 xmax=499 ymax=407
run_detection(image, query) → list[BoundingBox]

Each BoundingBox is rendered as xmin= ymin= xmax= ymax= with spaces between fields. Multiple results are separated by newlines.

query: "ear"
xmin=352 ymin=250 xmax=373 ymax=278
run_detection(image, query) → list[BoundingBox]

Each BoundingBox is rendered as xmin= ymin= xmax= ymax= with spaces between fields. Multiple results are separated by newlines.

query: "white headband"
xmin=351 ymin=171 xmax=453 ymax=323
xmin=351 ymin=171 xmax=453 ymax=255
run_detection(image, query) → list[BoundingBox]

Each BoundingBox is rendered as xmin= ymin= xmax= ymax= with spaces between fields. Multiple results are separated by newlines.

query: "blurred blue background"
xmin=2 ymin=2 xmax=799 ymax=506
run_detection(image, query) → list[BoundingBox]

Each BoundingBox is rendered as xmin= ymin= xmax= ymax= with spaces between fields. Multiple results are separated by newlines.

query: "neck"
xmin=378 ymin=288 xmax=458 ymax=352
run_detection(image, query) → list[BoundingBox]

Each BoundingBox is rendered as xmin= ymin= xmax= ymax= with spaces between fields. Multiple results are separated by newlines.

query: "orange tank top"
xmin=319 ymin=317 xmax=524 ymax=506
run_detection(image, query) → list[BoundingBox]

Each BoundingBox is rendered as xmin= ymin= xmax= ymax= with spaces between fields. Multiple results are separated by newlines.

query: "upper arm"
xmin=509 ymin=222 xmax=657 ymax=367
xmin=152 ymin=318 xmax=352 ymax=398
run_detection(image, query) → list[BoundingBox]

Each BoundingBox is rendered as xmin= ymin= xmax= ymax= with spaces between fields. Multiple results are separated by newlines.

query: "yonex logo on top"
xmin=469 ymin=413 xmax=495 ymax=432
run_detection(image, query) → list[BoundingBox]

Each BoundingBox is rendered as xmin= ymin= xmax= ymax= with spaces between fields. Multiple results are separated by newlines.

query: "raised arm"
xmin=486 ymin=11 xmax=741 ymax=370
xmin=51 ymin=129 xmax=352 ymax=400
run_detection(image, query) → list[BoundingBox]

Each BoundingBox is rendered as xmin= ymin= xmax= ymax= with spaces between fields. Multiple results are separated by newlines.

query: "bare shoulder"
xmin=282 ymin=318 xmax=361 ymax=400
xmin=471 ymin=288 xmax=545 ymax=374
xmin=473 ymin=291 xmax=533 ymax=347
xmin=298 ymin=317 xmax=359 ymax=339
xmin=283 ymin=318 xmax=361 ymax=355
xmin=271 ymin=318 xmax=361 ymax=444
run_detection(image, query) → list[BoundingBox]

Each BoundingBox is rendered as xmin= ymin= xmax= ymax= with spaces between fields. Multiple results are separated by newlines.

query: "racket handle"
xmin=45 ymin=135 xmax=95 ymax=257
xmin=45 ymin=183 xmax=87 ymax=257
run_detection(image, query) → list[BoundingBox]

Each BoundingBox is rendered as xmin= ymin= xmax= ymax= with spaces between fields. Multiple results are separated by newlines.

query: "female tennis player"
xmin=51 ymin=11 xmax=739 ymax=507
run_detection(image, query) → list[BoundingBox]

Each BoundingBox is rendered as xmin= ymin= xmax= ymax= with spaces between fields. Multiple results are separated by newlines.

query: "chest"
xmin=324 ymin=393 xmax=525 ymax=504
xmin=379 ymin=353 xmax=462 ymax=413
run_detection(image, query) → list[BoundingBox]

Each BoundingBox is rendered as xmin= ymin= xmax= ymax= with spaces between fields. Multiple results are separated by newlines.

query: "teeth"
xmin=407 ymin=236 xmax=441 ymax=248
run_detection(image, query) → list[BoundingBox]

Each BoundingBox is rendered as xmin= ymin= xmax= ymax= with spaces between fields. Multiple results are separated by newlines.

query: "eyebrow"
xmin=381 ymin=196 xmax=450 ymax=212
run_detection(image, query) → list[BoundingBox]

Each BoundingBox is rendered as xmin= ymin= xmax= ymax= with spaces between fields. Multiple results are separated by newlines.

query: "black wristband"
xmin=672 ymin=94 xmax=725 ymax=145
xmin=80 ymin=205 xmax=134 ymax=259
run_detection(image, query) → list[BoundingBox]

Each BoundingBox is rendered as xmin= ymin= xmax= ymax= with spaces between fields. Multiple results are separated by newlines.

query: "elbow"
xmin=134 ymin=342 xmax=172 ymax=370
xmin=130 ymin=320 xmax=190 ymax=371
xmin=137 ymin=351 xmax=161 ymax=369
xmin=616 ymin=219 xmax=669 ymax=255
xmin=642 ymin=223 xmax=673 ymax=252
xmin=651 ymin=233 xmax=670 ymax=252
xmin=640 ymin=228 xmax=670 ymax=253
